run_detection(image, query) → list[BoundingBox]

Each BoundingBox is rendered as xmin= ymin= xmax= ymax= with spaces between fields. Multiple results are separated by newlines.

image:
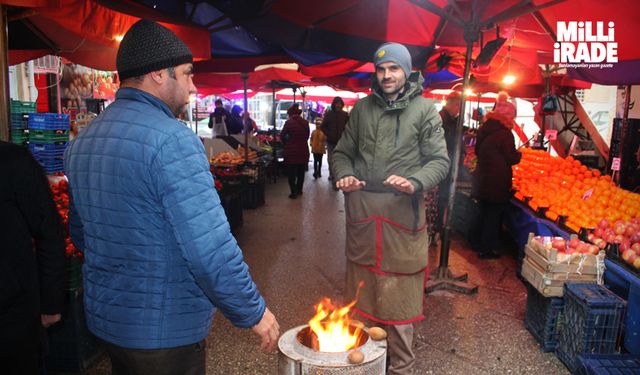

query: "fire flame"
xmin=308 ymin=297 xmax=361 ymax=353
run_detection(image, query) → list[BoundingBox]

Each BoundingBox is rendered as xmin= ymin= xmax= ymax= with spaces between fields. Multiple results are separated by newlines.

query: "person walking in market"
xmin=471 ymin=93 xmax=522 ymax=259
xmin=64 ymin=19 xmax=279 ymax=375
xmin=436 ymin=91 xmax=462 ymax=239
xmin=0 ymin=141 xmax=66 ymax=375
xmin=310 ymin=118 xmax=326 ymax=179
xmin=208 ymin=98 xmax=229 ymax=137
xmin=332 ymin=42 xmax=450 ymax=375
xmin=281 ymin=103 xmax=311 ymax=198
xmin=321 ymin=96 xmax=349 ymax=181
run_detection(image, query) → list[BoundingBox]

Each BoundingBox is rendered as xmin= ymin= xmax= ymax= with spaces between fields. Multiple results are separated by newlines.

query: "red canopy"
xmin=194 ymin=67 xmax=317 ymax=96
xmin=7 ymin=0 xmax=210 ymax=70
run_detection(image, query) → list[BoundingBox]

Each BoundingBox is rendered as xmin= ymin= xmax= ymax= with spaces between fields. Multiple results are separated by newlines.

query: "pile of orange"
xmin=512 ymin=148 xmax=640 ymax=231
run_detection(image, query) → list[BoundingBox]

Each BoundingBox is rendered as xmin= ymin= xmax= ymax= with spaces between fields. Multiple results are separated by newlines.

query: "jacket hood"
xmin=484 ymin=111 xmax=515 ymax=129
xmin=371 ymin=71 xmax=424 ymax=110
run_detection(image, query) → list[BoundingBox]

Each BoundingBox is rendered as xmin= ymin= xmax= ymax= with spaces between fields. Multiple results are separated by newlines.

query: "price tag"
xmin=545 ymin=129 xmax=558 ymax=140
xmin=582 ymin=188 xmax=594 ymax=200
xmin=611 ymin=157 xmax=621 ymax=171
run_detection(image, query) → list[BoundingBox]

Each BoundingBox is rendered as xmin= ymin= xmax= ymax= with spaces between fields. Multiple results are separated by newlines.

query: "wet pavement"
xmin=59 ymin=163 xmax=569 ymax=375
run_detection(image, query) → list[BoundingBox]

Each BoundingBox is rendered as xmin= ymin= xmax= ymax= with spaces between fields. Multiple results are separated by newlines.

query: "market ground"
xmin=57 ymin=162 xmax=569 ymax=375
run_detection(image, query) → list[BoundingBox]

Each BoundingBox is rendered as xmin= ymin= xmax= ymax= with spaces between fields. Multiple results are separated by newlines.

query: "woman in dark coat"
xmin=280 ymin=104 xmax=310 ymax=198
xmin=472 ymin=99 xmax=522 ymax=259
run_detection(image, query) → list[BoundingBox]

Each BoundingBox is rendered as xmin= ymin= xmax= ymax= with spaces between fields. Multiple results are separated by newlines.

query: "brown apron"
xmin=344 ymin=190 xmax=429 ymax=324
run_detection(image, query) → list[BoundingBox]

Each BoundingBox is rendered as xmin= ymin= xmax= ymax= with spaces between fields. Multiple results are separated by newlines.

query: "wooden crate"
xmin=524 ymin=245 xmax=598 ymax=275
xmin=522 ymin=257 xmax=596 ymax=297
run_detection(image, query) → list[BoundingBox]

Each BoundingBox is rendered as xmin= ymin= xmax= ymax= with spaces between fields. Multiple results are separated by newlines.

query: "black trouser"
xmin=286 ymin=164 xmax=306 ymax=195
xmin=102 ymin=339 xmax=206 ymax=375
xmin=312 ymin=153 xmax=323 ymax=177
xmin=0 ymin=317 xmax=42 ymax=375
xmin=472 ymin=200 xmax=507 ymax=254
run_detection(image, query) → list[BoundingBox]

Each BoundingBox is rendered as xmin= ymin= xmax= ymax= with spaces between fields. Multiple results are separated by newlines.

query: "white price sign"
xmin=611 ymin=157 xmax=621 ymax=171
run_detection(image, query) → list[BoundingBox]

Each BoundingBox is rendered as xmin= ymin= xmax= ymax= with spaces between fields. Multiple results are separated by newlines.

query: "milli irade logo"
xmin=554 ymin=21 xmax=617 ymax=69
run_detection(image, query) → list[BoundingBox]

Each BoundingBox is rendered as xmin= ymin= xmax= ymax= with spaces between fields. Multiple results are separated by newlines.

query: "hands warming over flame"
xmin=252 ymin=307 xmax=280 ymax=351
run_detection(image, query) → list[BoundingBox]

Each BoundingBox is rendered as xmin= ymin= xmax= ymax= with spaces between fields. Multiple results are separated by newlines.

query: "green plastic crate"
xmin=10 ymin=99 xmax=36 ymax=114
xmin=29 ymin=129 xmax=70 ymax=142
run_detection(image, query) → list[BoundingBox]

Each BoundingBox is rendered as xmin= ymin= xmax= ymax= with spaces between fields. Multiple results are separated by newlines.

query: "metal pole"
xmin=426 ymin=24 xmax=478 ymax=295
xmin=271 ymin=83 xmax=277 ymax=183
xmin=241 ymin=72 xmax=249 ymax=163
xmin=618 ymin=85 xmax=632 ymax=186
xmin=0 ymin=6 xmax=10 ymax=142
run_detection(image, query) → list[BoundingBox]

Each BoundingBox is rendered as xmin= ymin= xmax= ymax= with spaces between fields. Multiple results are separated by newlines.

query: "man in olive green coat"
xmin=332 ymin=42 xmax=450 ymax=374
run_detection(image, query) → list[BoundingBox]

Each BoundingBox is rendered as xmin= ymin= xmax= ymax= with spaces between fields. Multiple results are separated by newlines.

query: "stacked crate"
xmin=28 ymin=113 xmax=70 ymax=174
xmin=556 ymin=283 xmax=626 ymax=373
xmin=10 ymin=99 xmax=35 ymax=146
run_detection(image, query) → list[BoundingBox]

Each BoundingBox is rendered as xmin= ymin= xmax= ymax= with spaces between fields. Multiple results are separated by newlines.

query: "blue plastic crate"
xmin=604 ymin=259 xmax=640 ymax=355
xmin=576 ymin=354 xmax=640 ymax=375
xmin=36 ymin=158 xmax=64 ymax=174
xmin=29 ymin=141 xmax=68 ymax=152
xmin=524 ymin=283 xmax=565 ymax=352
xmin=556 ymin=283 xmax=627 ymax=374
xmin=28 ymin=113 xmax=70 ymax=130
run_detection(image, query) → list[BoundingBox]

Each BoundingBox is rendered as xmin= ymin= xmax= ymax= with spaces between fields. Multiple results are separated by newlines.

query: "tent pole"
xmin=0 ymin=5 xmax=10 ymax=142
xmin=241 ymin=72 xmax=249 ymax=162
xmin=617 ymin=85 xmax=632 ymax=185
xmin=426 ymin=24 xmax=478 ymax=295
xmin=271 ymin=83 xmax=277 ymax=183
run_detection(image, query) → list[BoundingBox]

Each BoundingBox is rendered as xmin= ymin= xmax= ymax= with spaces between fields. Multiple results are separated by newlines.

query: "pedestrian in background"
xmin=321 ymin=96 xmax=349 ymax=181
xmin=281 ymin=103 xmax=310 ymax=199
xmin=310 ymin=118 xmax=326 ymax=179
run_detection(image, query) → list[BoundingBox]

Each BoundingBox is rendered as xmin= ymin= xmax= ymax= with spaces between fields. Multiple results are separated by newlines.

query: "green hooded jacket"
xmin=332 ymin=72 xmax=450 ymax=193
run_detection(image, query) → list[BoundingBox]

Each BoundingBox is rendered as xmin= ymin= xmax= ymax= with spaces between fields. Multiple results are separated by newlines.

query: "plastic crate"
xmin=29 ymin=141 xmax=68 ymax=159
xmin=576 ymin=354 xmax=640 ymax=375
xmin=524 ymin=283 xmax=565 ymax=352
xmin=46 ymin=290 xmax=102 ymax=372
xmin=556 ymin=283 xmax=627 ymax=374
xmin=220 ymin=190 xmax=243 ymax=232
xmin=10 ymin=129 xmax=29 ymax=145
xmin=242 ymin=182 xmax=265 ymax=209
xmin=10 ymin=99 xmax=36 ymax=113
xmin=28 ymin=113 xmax=70 ymax=130
xmin=36 ymin=158 xmax=64 ymax=174
xmin=10 ymin=112 xmax=30 ymax=129
xmin=29 ymin=128 xmax=70 ymax=142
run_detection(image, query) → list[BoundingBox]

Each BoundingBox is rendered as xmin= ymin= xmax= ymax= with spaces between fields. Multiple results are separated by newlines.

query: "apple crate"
xmin=524 ymin=283 xmax=565 ymax=352
xmin=556 ymin=283 xmax=626 ymax=374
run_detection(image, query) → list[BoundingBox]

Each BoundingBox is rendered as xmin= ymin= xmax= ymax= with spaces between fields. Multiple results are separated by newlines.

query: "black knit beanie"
xmin=116 ymin=19 xmax=193 ymax=81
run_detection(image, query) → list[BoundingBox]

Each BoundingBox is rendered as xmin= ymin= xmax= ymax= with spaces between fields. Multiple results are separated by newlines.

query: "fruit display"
xmin=62 ymin=64 xmax=93 ymax=109
xmin=237 ymin=145 xmax=258 ymax=162
xmin=531 ymin=235 xmax=600 ymax=261
xmin=49 ymin=176 xmax=83 ymax=259
xmin=93 ymin=70 xmax=118 ymax=99
xmin=210 ymin=151 xmax=244 ymax=166
xmin=513 ymin=148 xmax=640 ymax=231
xmin=588 ymin=218 xmax=640 ymax=271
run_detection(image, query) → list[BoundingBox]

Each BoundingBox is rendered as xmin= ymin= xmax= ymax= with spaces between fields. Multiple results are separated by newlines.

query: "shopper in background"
xmin=321 ymin=96 xmax=349 ymax=181
xmin=226 ymin=105 xmax=245 ymax=135
xmin=0 ymin=141 xmax=66 ymax=375
xmin=332 ymin=42 xmax=450 ymax=375
xmin=310 ymin=118 xmax=326 ymax=179
xmin=281 ymin=103 xmax=310 ymax=198
xmin=437 ymin=91 xmax=462 ymax=238
xmin=208 ymin=99 xmax=229 ymax=137
xmin=471 ymin=93 xmax=522 ymax=259
xmin=64 ymin=19 xmax=279 ymax=375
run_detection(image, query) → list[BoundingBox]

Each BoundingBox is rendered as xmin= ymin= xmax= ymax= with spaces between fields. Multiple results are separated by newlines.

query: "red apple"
xmin=625 ymin=225 xmax=637 ymax=238
xmin=586 ymin=245 xmax=599 ymax=255
xmin=620 ymin=241 xmax=630 ymax=252
xmin=622 ymin=249 xmax=637 ymax=264
xmin=614 ymin=234 xmax=625 ymax=244
xmin=632 ymin=243 xmax=640 ymax=254
xmin=576 ymin=242 xmax=589 ymax=253
xmin=569 ymin=238 xmax=580 ymax=249
xmin=565 ymin=247 xmax=576 ymax=255
xmin=614 ymin=223 xmax=627 ymax=235
xmin=551 ymin=238 xmax=566 ymax=251
xmin=630 ymin=233 xmax=640 ymax=244
xmin=598 ymin=218 xmax=610 ymax=229
xmin=594 ymin=228 xmax=604 ymax=238
xmin=634 ymin=257 xmax=640 ymax=270
xmin=606 ymin=233 xmax=617 ymax=243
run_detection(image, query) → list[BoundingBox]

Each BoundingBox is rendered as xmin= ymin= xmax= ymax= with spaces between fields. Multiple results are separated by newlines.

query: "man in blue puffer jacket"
xmin=64 ymin=19 xmax=279 ymax=374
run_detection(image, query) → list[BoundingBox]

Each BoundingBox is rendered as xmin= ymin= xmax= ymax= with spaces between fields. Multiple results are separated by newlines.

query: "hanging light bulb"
xmin=503 ymin=75 xmax=516 ymax=85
